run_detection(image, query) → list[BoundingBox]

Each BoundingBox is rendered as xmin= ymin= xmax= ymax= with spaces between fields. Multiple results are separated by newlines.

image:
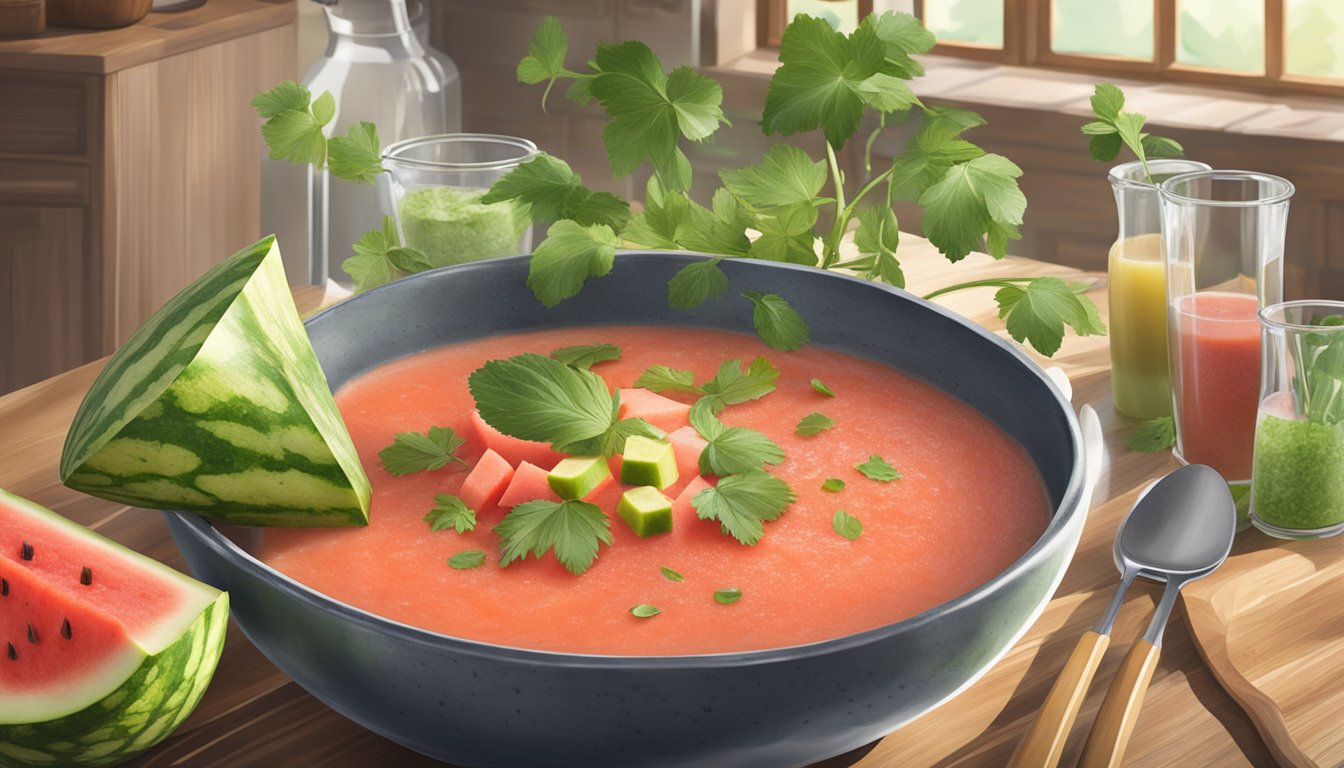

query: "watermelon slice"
xmin=458 ymin=449 xmax=514 ymax=512
xmin=617 ymin=388 xmax=692 ymax=433
xmin=0 ymin=489 xmax=228 ymax=768
xmin=671 ymin=476 xmax=712 ymax=521
xmin=497 ymin=462 xmax=562 ymax=508
xmin=59 ymin=236 xmax=370 ymax=527
xmin=667 ymin=426 xmax=709 ymax=482
xmin=468 ymin=410 xmax=565 ymax=470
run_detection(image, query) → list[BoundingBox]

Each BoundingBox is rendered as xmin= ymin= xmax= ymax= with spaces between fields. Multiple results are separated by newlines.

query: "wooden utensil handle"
xmin=1079 ymin=639 xmax=1161 ymax=768
xmin=1007 ymin=630 xmax=1111 ymax=768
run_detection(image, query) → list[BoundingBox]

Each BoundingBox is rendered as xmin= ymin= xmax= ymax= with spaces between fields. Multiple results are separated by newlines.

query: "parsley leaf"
xmin=551 ymin=342 xmax=621 ymax=370
xmin=720 ymin=144 xmax=828 ymax=210
xmin=821 ymin=477 xmax=845 ymax=493
xmin=447 ymin=550 xmax=487 ymax=570
xmin=668 ymin=258 xmax=729 ymax=310
xmin=853 ymin=206 xmax=905 ymax=287
xmin=681 ymin=190 xmax=753 ymax=257
xmin=855 ymin=454 xmax=901 ymax=482
xmin=379 ymin=426 xmax=467 ymax=476
xmin=699 ymin=357 xmax=780 ymax=409
xmin=865 ymin=11 xmax=936 ymax=77
xmin=250 ymin=80 xmax=312 ymax=118
xmin=811 ymin=378 xmax=836 ymax=397
xmin=342 ymin=216 xmax=404 ymax=293
xmin=494 ymin=498 xmax=613 ymax=575
xmin=482 ymin=153 xmax=630 ymax=230
xmin=832 ymin=510 xmax=863 ymax=540
xmin=660 ymin=565 xmax=684 ymax=583
xmin=919 ymin=153 xmax=1026 ymax=261
xmin=327 ymin=121 xmax=384 ymax=185
xmin=559 ymin=415 xmax=663 ymax=457
xmin=691 ymin=469 xmax=796 ymax=546
xmin=888 ymin=109 xmax=986 ymax=203
xmin=424 ymin=495 xmax=477 ymax=534
xmin=1127 ymin=416 xmax=1176 ymax=453
xmin=253 ymin=83 xmax=334 ymax=167
xmin=468 ymin=353 xmax=616 ymax=450
xmin=634 ymin=365 xmax=699 ymax=394
xmin=795 ymin=412 xmax=836 ymax=437
xmin=743 ymin=292 xmax=811 ymax=351
xmin=691 ymin=403 xmax=785 ymax=476
xmin=516 ymin=16 xmax=569 ymax=107
xmin=713 ymin=587 xmax=742 ymax=604
xmin=630 ymin=604 xmax=661 ymax=618
xmin=527 ymin=220 xmax=619 ymax=307
xmin=761 ymin=15 xmax=885 ymax=149
xmin=995 ymin=277 xmax=1107 ymax=357
xmin=1082 ymin=83 xmax=1184 ymax=177
xmin=622 ymin=177 xmax=695 ymax=248
xmin=747 ymin=204 xmax=819 ymax=265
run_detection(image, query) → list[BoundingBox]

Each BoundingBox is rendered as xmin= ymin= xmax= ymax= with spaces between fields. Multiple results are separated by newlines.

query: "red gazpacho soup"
xmin=259 ymin=326 xmax=1051 ymax=655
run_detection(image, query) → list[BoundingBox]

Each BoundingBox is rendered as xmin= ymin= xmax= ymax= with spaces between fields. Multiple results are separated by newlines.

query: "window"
xmin=759 ymin=0 xmax=1344 ymax=95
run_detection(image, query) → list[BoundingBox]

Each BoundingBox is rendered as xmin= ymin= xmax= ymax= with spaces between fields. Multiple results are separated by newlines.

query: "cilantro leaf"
xmin=855 ymin=454 xmax=901 ymax=482
xmin=482 ymin=153 xmax=630 ymax=230
xmin=527 ymin=220 xmax=619 ymax=307
xmin=468 ymin=353 xmax=616 ymax=449
xmin=748 ymin=204 xmax=819 ymax=265
xmin=681 ymin=189 xmax=753 ymax=256
xmin=1082 ymin=83 xmax=1183 ymax=177
xmin=551 ymin=343 xmax=621 ymax=370
xmin=1127 ymin=416 xmax=1176 ymax=453
xmin=660 ymin=565 xmax=684 ymax=582
xmin=385 ymin=246 xmax=434 ymax=275
xmin=342 ymin=216 xmax=405 ymax=293
xmin=1091 ymin=82 xmax=1125 ymax=122
xmin=719 ymin=144 xmax=827 ymax=210
xmin=743 ymin=292 xmax=811 ymax=351
xmin=995 ymin=277 xmax=1107 ymax=357
xmin=699 ymin=357 xmax=780 ymax=409
xmin=691 ymin=469 xmax=796 ymax=546
xmin=821 ymin=477 xmax=845 ymax=493
xmin=888 ymin=110 xmax=985 ymax=202
xmin=379 ymin=426 xmax=467 ymax=476
xmin=919 ymin=153 xmax=1026 ymax=261
xmin=630 ymin=604 xmax=661 ymax=618
xmin=622 ymin=177 xmax=695 ymax=248
xmin=853 ymin=206 xmax=905 ymax=287
xmin=494 ymin=499 xmax=613 ymax=575
xmin=713 ymin=587 xmax=742 ymax=604
xmin=424 ymin=495 xmax=477 ymax=534
xmin=256 ymin=88 xmax=334 ymax=167
xmin=691 ymin=404 xmax=784 ymax=476
xmin=761 ymin=15 xmax=885 ymax=149
xmin=866 ymin=11 xmax=936 ymax=77
xmin=832 ymin=510 xmax=862 ymax=540
xmin=250 ymin=81 xmax=312 ymax=118
xmin=811 ymin=378 xmax=835 ymax=397
xmin=447 ymin=550 xmax=487 ymax=570
xmin=854 ymin=72 xmax=918 ymax=113
xmin=559 ymin=416 xmax=663 ymax=457
xmin=634 ymin=365 xmax=699 ymax=394
xmin=327 ymin=121 xmax=384 ymax=185
xmin=795 ymin=412 xmax=836 ymax=437
xmin=667 ymin=258 xmax=729 ymax=310
xmin=516 ymin=16 xmax=569 ymax=107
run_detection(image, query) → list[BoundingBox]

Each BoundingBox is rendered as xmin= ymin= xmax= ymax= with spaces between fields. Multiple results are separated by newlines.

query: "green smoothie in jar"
xmin=398 ymin=187 xmax=529 ymax=267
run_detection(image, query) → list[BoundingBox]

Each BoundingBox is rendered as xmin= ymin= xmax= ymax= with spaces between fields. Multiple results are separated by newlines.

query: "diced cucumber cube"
xmin=547 ymin=456 xmax=610 ymax=500
xmin=620 ymin=436 xmax=678 ymax=490
xmin=617 ymin=486 xmax=673 ymax=538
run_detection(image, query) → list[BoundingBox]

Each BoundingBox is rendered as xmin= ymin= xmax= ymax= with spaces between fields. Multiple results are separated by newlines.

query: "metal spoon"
xmin=1008 ymin=464 xmax=1235 ymax=768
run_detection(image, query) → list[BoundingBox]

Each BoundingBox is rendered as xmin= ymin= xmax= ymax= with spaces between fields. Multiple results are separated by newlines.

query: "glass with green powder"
xmin=1250 ymin=300 xmax=1344 ymax=539
xmin=382 ymin=134 xmax=537 ymax=267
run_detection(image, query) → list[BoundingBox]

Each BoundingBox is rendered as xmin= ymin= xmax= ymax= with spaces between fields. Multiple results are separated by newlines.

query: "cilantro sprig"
xmin=494 ymin=498 xmax=613 ymax=576
xmin=252 ymin=81 xmax=386 ymax=185
xmin=632 ymin=357 xmax=780 ymax=413
xmin=378 ymin=426 xmax=467 ymax=476
xmin=1081 ymin=83 xmax=1184 ymax=183
xmin=424 ymin=495 xmax=477 ymax=534
xmin=691 ymin=469 xmax=796 ymax=546
xmin=690 ymin=400 xmax=785 ymax=477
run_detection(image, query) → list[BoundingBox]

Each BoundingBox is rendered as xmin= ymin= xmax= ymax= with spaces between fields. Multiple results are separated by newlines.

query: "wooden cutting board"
xmin=1182 ymin=531 xmax=1344 ymax=768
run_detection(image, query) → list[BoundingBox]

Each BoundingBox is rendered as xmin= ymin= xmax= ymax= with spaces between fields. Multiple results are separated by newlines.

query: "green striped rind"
xmin=0 ymin=593 xmax=228 ymax=768
xmin=60 ymin=236 xmax=370 ymax=527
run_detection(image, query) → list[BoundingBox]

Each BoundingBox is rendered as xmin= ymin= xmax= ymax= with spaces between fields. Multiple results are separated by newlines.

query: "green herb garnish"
xmin=660 ymin=566 xmax=684 ymax=583
xmin=810 ymin=378 xmax=836 ymax=397
xmin=690 ymin=400 xmax=784 ymax=476
xmin=630 ymin=604 xmax=661 ymax=618
xmin=634 ymin=365 xmax=699 ymax=394
xmin=341 ymin=215 xmax=434 ymax=294
xmin=795 ymin=412 xmax=836 ymax=437
xmin=379 ymin=426 xmax=467 ymax=476
xmin=480 ymin=153 xmax=630 ymax=230
xmin=1127 ymin=417 xmax=1176 ymax=453
xmin=494 ymin=498 xmax=613 ymax=576
xmin=551 ymin=342 xmax=621 ymax=370
xmin=1081 ymin=83 xmax=1184 ymax=183
xmin=742 ymin=292 xmax=810 ymax=351
xmin=713 ymin=588 xmax=742 ymax=605
xmin=821 ymin=478 xmax=846 ymax=493
xmin=251 ymin=81 xmax=387 ymax=185
xmin=447 ymin=550 xmax=487 ymax=570
xmin=424 ymin=495 xmax=477 ymax=534
xmin=691 ymin=469 xmax=796 ymax=546
xmin=832 ymin=510 xmax=863 ymax=540
xmin=855 ymin=454 xmax=901 ymax=482
xmin=699 ymin=357 xmax=780 ymax=410
xmin=1298 ymin=315 xmax=1344 ymax=425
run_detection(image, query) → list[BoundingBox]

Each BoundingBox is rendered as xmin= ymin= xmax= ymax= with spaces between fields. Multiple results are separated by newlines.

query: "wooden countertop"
xmin=0 ymin=0 xmax=294 ymax=74
xmin=0 ymin=239 xmax=1277 ymax=767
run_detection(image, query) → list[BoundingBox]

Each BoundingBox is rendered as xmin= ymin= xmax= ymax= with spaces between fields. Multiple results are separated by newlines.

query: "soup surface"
xmin=259 ymin=326 xmax=1050 ymax=655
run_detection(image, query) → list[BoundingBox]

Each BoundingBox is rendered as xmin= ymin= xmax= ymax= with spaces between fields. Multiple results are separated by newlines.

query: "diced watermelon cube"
xmin=667 ymin=426 xmax=708 ymax=481
xmin=459 ymin=449 xmax=514 ymax=512
xmin=498 ymin=461 xmax=562 ymax=508
xmin=671 ymin=475 xmax=712 ymax=520
xmin=617 ymin=388 xmax=692 ymax=433
xmin=469 ymin=410 xmax=565 ymax=469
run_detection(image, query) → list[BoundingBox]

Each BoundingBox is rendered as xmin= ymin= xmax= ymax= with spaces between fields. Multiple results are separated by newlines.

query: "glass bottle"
xmin=303 ymin=0 xmax=461 ymax=286
xmin=1107 ymin=158 xmax=1210 ymax=419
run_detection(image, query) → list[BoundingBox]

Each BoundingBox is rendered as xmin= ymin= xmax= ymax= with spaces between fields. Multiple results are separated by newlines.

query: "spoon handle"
xmin=1078 ymin=639 xmax=1161 ymax=768
xmin=1007 ymin=630 xmax=1111 ymax=768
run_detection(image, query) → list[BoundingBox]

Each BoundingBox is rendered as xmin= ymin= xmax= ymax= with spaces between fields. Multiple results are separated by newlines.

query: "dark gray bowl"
xmin=165 ymin=252 xmax=1086 ymax=768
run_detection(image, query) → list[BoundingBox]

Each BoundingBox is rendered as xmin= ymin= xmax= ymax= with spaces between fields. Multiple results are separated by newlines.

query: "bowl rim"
xmin=169 ymin=251 xmax=1085 ymax=669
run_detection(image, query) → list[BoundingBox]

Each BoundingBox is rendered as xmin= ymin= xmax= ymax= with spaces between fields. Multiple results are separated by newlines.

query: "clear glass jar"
xmin=1251 ymin=300 xmax=1344 ymax=539
xmin=1160 ymin=170 xmax=1292 ymax=483
xmin=382 ymin=134 xmax=537 ymax=267
xmin=1107 ymin=158 xmax=1211 ymax=419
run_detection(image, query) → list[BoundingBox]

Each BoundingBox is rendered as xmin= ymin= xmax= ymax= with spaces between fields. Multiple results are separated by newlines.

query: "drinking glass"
xmin=1251 ymin=301 xmax=1344 ymax=539
xmin=382 ymin=134 xmax=537 ymax=268
xmin=1159 ymin=170 xmax=1292 ymax=483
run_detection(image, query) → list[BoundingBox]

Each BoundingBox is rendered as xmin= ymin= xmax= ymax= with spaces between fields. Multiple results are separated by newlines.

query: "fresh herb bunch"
xmin=483 ymin=13 xmax=1104 ymax=357
xmin=1081 ymin=83 xmax=1185 ymax=184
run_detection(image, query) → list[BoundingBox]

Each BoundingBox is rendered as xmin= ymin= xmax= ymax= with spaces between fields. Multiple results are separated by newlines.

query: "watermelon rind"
xmin=59 ymin=236 xmax=371 ymax=527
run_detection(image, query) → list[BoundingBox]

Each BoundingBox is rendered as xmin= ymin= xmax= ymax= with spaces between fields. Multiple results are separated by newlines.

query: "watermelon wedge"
xmin=60 ymin=236 xmax=371 ymax=527
xmin=0 ymin=489 xmax=228 ymax=768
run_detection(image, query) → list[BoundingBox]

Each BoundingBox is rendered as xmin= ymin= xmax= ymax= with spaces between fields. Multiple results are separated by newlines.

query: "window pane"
xmin=788 ymin=0 xmax=861 ymax=35
xmin=1176 ymin=0 xmax=1264 ymax=73
xmin=923 ymin=0 xmax=1004 ymax=48
xmin=1286 ymin=0 xmax=1344 ymax=79
xmin=1052 ymin=0 xmax=1153 ymax=60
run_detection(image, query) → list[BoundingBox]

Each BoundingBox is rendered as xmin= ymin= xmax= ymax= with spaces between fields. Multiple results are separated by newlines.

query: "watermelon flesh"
xmin=458 ymin=449 xmax=514 ymax=512
xmin=468 ymin=410 xmax=565 ymax=470
xmin=0 ymin=489 xmax=228 ymax=767
xmin=497 ymin=462 xmax=562 ymax=508
xmin=59 ymin=236 xmax=370 ymax=528
xmin=617 ymin=389 xmax=692 ymax=434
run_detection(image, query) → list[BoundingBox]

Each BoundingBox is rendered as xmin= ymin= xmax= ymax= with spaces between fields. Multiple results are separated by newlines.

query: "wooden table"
xmin=0 ymin=239 xmax=1277 ymax=767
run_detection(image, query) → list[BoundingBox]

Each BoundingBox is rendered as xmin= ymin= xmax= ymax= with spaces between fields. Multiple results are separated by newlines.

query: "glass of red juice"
xmin=1159 ymin=170 xmax=1293 ymax=483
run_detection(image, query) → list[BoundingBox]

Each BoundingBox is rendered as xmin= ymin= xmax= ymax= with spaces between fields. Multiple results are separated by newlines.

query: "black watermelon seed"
xmin=27 ymin=623 xmax=37 ymax=644
xmin=20 ymin=541 xmax=32 ymax=561
xmin=80 ymin=567 xmax=92 ymax=586
xmin=6 ymin=643 xmax=14 ymax=660
xmin=1 ymin=578 xmax=7 ymax=596
xmin=61 ymin=619 xmax=72 ymax=640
